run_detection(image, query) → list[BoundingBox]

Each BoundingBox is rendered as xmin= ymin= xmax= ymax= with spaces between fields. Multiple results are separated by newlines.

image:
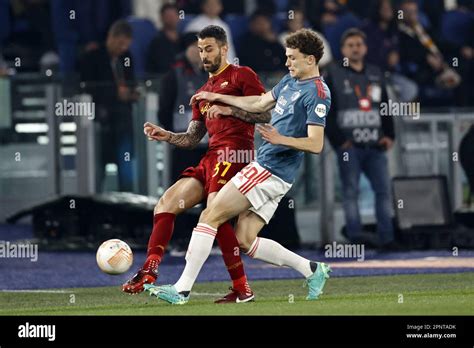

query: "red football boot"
xmin=122 ymin=258 xmax=159 ymax=294
xmin=214 ymin=287 xmax=255 ymax=304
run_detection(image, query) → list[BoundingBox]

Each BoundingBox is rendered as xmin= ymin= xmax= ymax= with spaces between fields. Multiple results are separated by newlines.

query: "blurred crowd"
xmin=0 ymin=0 xmax=473 ymax=107
xmin=1 ymin=0 xmax=473 ymax=242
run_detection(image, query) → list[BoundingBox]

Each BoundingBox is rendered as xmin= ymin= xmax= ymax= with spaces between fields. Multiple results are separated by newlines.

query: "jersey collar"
xmin=296 ymin=75 xmax=323 ymax=84
xmin=210 ymin=63 xmax=231 ymax=78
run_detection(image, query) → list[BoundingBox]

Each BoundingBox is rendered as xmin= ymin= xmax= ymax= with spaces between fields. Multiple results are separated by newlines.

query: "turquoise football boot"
xmin=144 ymin=284 xmax=189 ymax=305
xmin=304 ymin=262 xmax=332 ymax=300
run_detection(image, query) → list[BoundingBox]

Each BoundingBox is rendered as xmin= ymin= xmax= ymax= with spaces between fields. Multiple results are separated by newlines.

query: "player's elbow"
xmin=252 ymin=104 xmax=266 ymax=114
xmin=256 ymin=99 xmax=273 ymax=114
xmin=310 ymin=139 xmax=324 ymax=154
xmin=183 ymin=134 xmax=199 ymax=149
xmin=188 ymin=142 xmax=198 ymax=150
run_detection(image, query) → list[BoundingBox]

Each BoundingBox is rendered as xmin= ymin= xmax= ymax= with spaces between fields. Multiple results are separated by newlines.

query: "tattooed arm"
xmin=204 ymin=105 xmax=272 ymax=124
xmin=167 ymin=120 xmax=207 ymax=149
xmin=143 ymin=120 xmax=207 ymax=149
xmin=228 ymin=106 xmax=272 ymax=124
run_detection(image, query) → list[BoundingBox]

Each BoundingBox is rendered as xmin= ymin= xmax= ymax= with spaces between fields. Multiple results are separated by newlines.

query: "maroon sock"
xmin=216 ymin=222 xmax=250 ymax=291
xmin=145 ymin=212 xmax=176 ymax=265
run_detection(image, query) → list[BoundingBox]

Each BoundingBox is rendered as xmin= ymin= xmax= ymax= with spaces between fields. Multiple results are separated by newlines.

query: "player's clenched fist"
xmin=206 ymin=105 xmax=232 ymax=120
xmin=189 ymin=91 xmax=219 ymax=105
xmin=143 ymin=122 xmax=170 ymax=142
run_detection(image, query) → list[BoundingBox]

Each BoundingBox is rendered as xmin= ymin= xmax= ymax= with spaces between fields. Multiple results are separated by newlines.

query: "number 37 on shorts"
xmin=212 ymin=161 xmax=233 ymax=178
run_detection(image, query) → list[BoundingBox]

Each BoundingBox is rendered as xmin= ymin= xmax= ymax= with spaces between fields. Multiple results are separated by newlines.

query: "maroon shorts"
xmin=180 ymin=151 xmax=248 ymax=196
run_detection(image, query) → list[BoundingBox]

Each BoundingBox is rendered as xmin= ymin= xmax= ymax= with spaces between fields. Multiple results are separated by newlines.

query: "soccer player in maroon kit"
xmin=122 ymin=25 xmax=270 ymax=303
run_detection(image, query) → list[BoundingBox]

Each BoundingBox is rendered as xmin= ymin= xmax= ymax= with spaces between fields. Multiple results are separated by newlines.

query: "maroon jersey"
xmin=192 ymin=64 xmax=266 ymax=152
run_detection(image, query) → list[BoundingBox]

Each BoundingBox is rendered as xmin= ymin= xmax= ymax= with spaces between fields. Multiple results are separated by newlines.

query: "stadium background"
xmin=0 ymin=0 xmax=473 ymax=316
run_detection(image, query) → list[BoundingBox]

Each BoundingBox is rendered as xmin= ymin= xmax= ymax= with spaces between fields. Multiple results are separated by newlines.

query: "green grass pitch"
xmin=1 ymin=273 xmax=473 ymax=315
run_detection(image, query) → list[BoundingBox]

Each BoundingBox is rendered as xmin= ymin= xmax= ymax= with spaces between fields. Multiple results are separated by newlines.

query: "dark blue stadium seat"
xmin=418 ymin=11 xmax=431 ymax=30
xmin=77 ymin=0 xmax=132 ymax=42
xmin=275 ymin=0 xmax=289 ymax=12
xmin=0 ymin=0 xmax=10 ymax=46
xmin=119 ymin=0 xmax=132 ymax=18
xmin=94 ymin=0 xmax=115 ymax=40
xmin=441 ymin=10 xmax=474 ymax=47
xmin=324 ymin=12 xmax=362 ymax=60
xmin=51 ymin=0 xmax=80 ymax=73
xmin=126 ymin=17 xmax=158 ymax=79
xmin=224 ymin=14 xmax=249 ymax=51
xmin=75 ymin=0 xmax=99 ymax=43
xmin=272 ymin=12 xmax=288 ymax=34
xmin=178 ymin=14 xmax=196 ymax=33
xmin=51 ymin=0 xmax=132 ymax=73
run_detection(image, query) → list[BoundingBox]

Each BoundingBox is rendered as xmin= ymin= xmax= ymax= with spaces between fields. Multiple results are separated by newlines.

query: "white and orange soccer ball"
xmin=96 ymin=239 xmax=133 ymax=275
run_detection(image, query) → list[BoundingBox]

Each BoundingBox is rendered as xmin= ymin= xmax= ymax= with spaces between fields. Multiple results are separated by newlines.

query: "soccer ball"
xmin=96 ymin=239 xmax=133 ymax=275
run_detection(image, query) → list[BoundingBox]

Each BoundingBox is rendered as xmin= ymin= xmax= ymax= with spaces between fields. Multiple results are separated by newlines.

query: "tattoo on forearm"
xmin=168 ymin=120 xmax=207 ymax=149
xmin=230 ymin=106 xmax=271 ymax=124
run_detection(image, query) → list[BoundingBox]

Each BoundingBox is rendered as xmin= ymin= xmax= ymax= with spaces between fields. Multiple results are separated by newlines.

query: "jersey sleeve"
xmin=304 ymin=83 xmax=331 ymax=127
xmin=239 ymin=66 xmax=266 ymax=96
xmin=271 ymin=74 xmax=291 ymax=100
xmin=191 ymin=102 xmax=203 ymax=122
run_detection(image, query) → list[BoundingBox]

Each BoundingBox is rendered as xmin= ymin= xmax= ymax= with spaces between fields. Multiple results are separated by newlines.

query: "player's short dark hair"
xmin=160 ymin=2 xmax=178 ymax=16
xmin=108 ymin=20 xmax=133 ymax=38
xmin=285 ymin=29 xmax=324 ymax=63
xmin=340 ymin=28 xmax=367 ymax=46
xmin=197 ymin=25 xmax=227 ymax=45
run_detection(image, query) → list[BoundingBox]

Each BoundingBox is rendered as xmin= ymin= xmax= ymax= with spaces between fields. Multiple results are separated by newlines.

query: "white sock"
xmin=174 ymin=223 xmax=217 ymax=293
xmin=246 ymin=237 xmax=313 ymax=278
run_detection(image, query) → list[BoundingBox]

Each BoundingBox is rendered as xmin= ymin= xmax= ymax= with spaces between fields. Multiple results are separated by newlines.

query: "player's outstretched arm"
xmin=143 ymin=120 xmax=207 ymax=149
xmin=205 ymin=104 xmax=271 ymax=123
xmin=191 ymin=91 xmax=276 ymax=113
xmin=257 ymin=124 xmax=324 ymax=154
xmin=229 ymin=107 xmax=272 ymax=123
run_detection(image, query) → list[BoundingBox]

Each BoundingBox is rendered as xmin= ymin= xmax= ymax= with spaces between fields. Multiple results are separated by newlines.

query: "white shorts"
xmin=231 ymin=161 xmax=292 ymax=224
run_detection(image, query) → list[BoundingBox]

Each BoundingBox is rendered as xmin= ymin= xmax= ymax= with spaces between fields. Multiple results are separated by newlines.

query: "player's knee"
xmin=199 ymin=207 xmax=210 ymax=221
xmin=199 ymin=208 xmax=216 ymax=224
xmin=154 ymin=194 xmax=180 ymax=215
xmin=238 ymin=239 xmax=251 ymax=252
xmin=154 ymin=199 xmax=167 ymax=214
xmin=199 ymin=207 xmax=225 ymax=226
xmin=236 ymin=234 xmax=253 ymax=252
